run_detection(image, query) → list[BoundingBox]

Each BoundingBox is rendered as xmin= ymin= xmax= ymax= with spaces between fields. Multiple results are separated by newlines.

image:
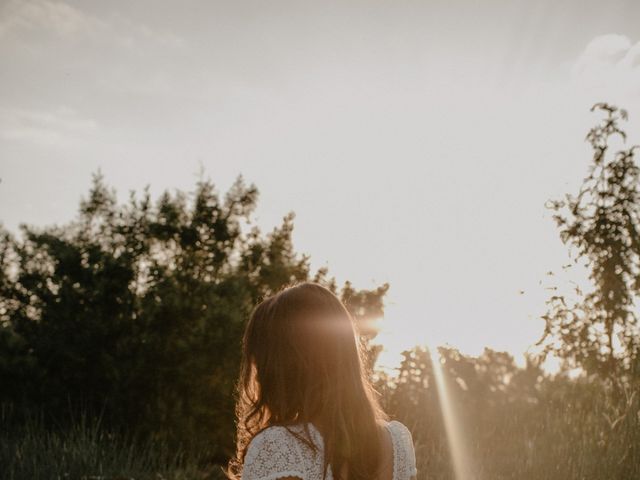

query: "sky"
xmin=1 ymin=0 xmax=640 ymax=367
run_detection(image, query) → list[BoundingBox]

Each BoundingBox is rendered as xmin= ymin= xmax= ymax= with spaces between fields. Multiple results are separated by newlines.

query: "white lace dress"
xmin=242 ymin=420 xmax=418 ymax=480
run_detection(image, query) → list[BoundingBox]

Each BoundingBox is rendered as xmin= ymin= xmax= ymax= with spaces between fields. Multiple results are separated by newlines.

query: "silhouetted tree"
xmin=542 ymin=103 xmax=640 ymax=379
xmin=0 ymin=173 xmax=388 ymax=461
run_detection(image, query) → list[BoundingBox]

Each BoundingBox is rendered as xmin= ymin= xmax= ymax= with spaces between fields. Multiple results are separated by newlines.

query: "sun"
xmin=369 ymin=302 xmax=444 ymax=370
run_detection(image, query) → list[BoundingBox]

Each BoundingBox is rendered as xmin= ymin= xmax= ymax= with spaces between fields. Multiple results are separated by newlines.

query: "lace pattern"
xmin=242 ymin=421 xmax=416 ymax=480
xmin=386 ymin=421 xmax=418 ymax=479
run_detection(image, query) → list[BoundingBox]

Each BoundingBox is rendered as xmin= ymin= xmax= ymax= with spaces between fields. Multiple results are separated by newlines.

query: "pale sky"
xmin=1 ymin=0 xmax=639 ymax=366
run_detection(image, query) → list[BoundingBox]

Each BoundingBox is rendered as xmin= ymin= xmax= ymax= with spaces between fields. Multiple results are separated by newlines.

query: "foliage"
xmin=3 ymin=346 xmax=638 ymax=480
xmin=374 ymin=104 xmax=640 ymax=479
xmin=0 ymin=174 xmax=387 ymax=462
xmin=381 ymin=345 xmax=640 ymax=480
xmin=542 ymin=103 xmax=640 ymax=378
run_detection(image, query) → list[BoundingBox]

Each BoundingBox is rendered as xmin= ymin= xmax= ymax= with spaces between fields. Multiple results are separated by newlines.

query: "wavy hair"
xmin=227 ymin=282 xmax=388 ymax=480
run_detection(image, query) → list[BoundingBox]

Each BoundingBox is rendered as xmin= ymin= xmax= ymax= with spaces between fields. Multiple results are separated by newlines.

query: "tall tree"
xmin=541 ymin=103 xmax=640 ymax=379
xmin=0 ymin=173 xmax=388 ymax=460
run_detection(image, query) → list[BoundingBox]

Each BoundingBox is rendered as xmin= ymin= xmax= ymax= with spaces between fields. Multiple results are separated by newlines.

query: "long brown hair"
xmin=227 ymin=282 xmax=388 ymax=480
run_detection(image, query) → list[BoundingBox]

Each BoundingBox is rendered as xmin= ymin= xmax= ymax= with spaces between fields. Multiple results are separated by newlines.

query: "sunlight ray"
xmin=428 ymin=345 xmax=477 ymax=480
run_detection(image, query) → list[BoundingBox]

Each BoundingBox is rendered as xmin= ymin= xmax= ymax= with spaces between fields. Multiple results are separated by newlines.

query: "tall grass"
xmin=408 ymin=386 xmax=640 ymax=479
xmin=2 ymin=381 xmax=639 ymax=480
xmin=0 ymin=407 xmax=226 ymax=480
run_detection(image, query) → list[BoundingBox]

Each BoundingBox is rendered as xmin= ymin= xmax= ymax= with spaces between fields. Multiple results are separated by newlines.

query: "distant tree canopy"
xmin=542 ymin=103 xmax=640 ymax=380
xmin=0 ymin=174 xmax=388 ymax=460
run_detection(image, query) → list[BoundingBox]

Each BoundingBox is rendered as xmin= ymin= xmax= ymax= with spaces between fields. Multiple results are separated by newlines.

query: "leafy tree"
xmin=0 ymin=173 xmax=387 ymax=461
xmin=541 ymin=103 xmax=640 ymax=379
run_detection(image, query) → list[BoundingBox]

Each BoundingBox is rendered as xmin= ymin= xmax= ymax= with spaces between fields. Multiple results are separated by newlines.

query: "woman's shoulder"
xmin=243 ymin=424 xmax=320 ymax=480
xmin=247 ymin=425 xmax=297 ymax=448
xmin=385 ymin=419 xmax=414 ymax=439
xmin=384 ymin=420 xmax=418 ymax=479
xmin=247 ymin=423 xmax=319 ymax=451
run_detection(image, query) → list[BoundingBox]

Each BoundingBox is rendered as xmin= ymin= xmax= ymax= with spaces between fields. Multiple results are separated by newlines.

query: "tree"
xmin=541 ymin=103 xmax=640 ymax=379
xmin=0 ymin=173 xmax=388 ymax=460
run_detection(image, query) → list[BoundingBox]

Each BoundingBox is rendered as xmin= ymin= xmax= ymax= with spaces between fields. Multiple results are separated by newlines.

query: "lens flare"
xmin=428 ymin=345 xmax=477 ymax=480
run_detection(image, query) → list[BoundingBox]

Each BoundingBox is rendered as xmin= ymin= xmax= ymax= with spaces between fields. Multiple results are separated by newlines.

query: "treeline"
xmin=382 ymin=346 xmax=639 ymax=479
xmin=0 ymin=174 xmax=388 ymax=462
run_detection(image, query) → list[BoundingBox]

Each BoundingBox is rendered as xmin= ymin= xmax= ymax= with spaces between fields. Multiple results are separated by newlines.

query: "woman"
xmin=227 ymin=282 xmax=417 ymax=480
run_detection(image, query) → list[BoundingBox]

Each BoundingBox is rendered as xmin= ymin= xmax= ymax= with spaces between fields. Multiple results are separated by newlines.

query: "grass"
xmin=2 ymin=390 xmax=639 ymax=480
xmin=0 ymin=410 xmax=226 ymax=480
xmin=408 ymin=391 xmax=640 ymax=480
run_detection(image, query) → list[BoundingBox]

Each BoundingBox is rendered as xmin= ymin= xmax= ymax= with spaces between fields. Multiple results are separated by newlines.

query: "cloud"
xmin=0 ymin=0 xmax=104 ymax=37
xmin=572 ymin=34 xmax=640 ymax=101
xmin=113 ymin=15 xmax=185 ymax=50
xmin=0 ymin=106 xmax=98 ymax=147
xmin=0 ymin=0 xmax=185 ymax=49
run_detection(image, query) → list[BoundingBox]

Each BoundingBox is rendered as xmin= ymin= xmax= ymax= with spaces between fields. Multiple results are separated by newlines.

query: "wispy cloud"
xmin=0 ymin=0 xmax=105 ymax=37
xmin=0 ymin=0 xmax=185 ymax=49
xmin=0 ymin=106 xmax=98 ymax=147
xmin=572 ymin=34 xmax=640 ymax=101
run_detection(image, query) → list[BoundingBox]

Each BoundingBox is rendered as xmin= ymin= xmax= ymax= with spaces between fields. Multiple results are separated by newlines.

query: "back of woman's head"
xmin=229 ymin=282 xmax=387 ymax=480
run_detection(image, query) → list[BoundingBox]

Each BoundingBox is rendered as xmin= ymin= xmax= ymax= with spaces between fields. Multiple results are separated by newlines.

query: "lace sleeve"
xmin=388 ymin=421 xmax=418 ymax=479
xmin=242 ymin=426 xmax=307 ymax=480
